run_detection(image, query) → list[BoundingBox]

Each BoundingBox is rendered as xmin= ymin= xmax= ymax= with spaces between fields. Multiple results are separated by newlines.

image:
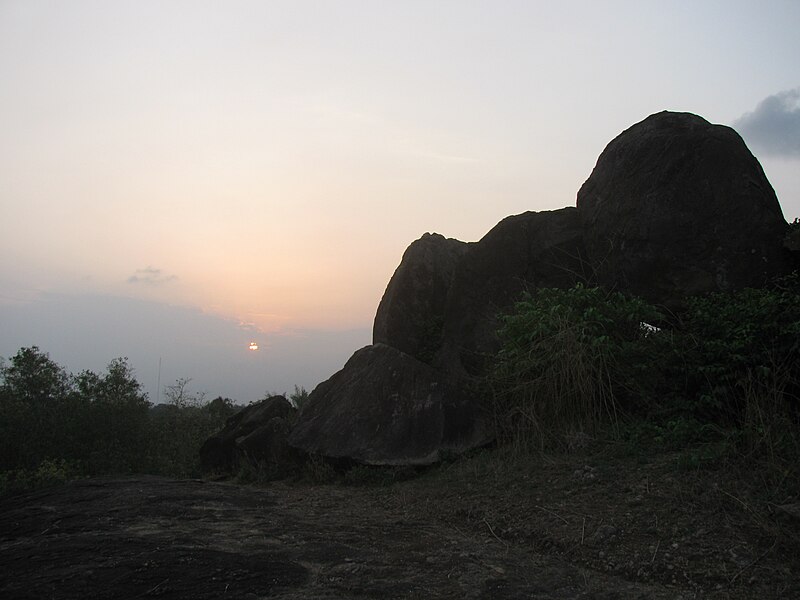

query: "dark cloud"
xmin=127 ymin=267 xmax=178 ymax=286
xmin=734 ymin=88 xmax=800 ymax=157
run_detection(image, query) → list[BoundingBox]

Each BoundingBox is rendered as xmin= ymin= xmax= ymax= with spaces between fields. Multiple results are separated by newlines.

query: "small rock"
xmin=592 ymin=524 xmax=619 ymax=543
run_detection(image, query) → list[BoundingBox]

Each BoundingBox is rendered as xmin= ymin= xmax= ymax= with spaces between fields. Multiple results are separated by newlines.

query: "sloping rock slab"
xmin=200 ymin=395 xmax=296 ymax=472
xmin=287 ymin=344 xmax=491 ymax=465
xmin=373 ymin=232 xmax=469 ymax=363
xmin=577 ymin=110 xmax=791 ymax=306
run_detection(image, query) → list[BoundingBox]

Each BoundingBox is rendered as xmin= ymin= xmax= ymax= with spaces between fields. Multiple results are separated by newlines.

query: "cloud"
xmin=734 ymin=88 xmax=800 ymax=157
xmin=127 ymin=267 xmax=177 ymax=286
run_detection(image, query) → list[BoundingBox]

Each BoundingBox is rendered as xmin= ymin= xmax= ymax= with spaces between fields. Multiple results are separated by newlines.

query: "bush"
xmin=674 ymin=277 xmax=800 ymax=422
xmin=490 ymin=278 xmax=800 ymax=495
xmin=490 ymin=285 xmax=660 ymax=450
xmin=0 ymin=458 xmax=84 ymax=496
xmin=289 ymin=385 xmax=309 ymax=413
xmin=146 ymin=384 xmax=238 ymax=478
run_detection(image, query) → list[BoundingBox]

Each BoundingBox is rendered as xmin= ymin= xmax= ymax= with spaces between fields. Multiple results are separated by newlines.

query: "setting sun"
xmin=248 ymin=342 xmax=259 ymax=351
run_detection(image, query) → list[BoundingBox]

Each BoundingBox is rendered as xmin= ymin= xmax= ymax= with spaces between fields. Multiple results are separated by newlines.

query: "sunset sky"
xmin=1 ymin=1 xmax=799 ymax=403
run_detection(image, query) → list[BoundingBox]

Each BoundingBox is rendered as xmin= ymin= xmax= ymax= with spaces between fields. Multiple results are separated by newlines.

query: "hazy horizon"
xmin=2 ymin=1 xmax=798 ymax=403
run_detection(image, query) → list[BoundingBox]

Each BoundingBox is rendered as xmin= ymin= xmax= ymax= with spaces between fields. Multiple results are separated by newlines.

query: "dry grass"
xmin=489 ymin=314 xmax=619 ymax=454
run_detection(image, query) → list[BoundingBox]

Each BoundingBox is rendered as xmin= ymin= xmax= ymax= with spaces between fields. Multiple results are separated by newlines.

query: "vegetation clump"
xmin=489 ymin=284 xmax=660 ymax=450
xmin=489 ymin=276 xmax=800 ymax=498
xmin=0 ymin=347 xmax=239 ymax=493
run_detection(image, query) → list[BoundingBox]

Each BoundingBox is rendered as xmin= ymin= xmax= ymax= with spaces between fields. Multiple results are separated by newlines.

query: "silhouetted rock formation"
xmin=373 ymin=233 xmax=468 ymax=363
xmin=205 ymin=110 xmax=795 ymax=470
xmin=287 ymin=344 xmax=491 ymax=465
xmin=437 ymin=207 xmax=587 ymax=375
xmin=577 ymin=111 xmax=791 ymax=306
xmin=199 ymin=395 xmax=297 ymax=472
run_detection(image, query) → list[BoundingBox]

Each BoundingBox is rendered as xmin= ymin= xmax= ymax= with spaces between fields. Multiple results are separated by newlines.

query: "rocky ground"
xmin=1 ymin=449 xmax=798 ymax=599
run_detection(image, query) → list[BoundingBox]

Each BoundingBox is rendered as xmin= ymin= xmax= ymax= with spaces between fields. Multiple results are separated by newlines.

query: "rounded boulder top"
xmin=577 ymin=110 xmax=791 ymax=305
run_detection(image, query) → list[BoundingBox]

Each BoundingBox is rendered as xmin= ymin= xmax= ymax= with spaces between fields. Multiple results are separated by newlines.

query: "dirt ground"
xmin=1 ymin=450 xmax=799 ymax=599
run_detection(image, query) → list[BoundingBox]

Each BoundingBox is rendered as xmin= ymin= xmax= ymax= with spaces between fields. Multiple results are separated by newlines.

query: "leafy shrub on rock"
xmin=490 ymin=285 xmax=659 ymax=450
xmin=490 ymin=277 xmax=800 ymax=488
xmin=675 ymin=275 xmax=800 ymax=422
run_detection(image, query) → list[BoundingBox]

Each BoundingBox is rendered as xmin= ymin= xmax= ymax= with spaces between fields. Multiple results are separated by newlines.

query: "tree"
xmin=1 ymin=346 xmax=70 ymax=405
xmin=72 ymin=358 xmax=151 ymax=474
xmin=0 ymin=347 xmax=72 ymax=470
xmin=164 ymin=377 xmax=205 ymax=408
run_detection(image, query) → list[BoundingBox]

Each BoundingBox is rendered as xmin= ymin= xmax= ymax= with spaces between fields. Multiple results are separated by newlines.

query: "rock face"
xmin=199 ymin=395 xmax=296 ymax=472
xmin=373 ymin=233 xmax=469 ymax=363
xmin=287 ymin=344 xmax=492 ymax=465
xmin=577 ymin=111 xmax=791 ymax=306
xmin=373 ymin=210 xmax=587 ymax=376
xmin=437 ymin=208 xmax=587 ymax=375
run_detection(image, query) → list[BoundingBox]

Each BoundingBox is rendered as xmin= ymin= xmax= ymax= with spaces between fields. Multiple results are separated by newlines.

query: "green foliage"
xmin=0 ymin=458 xmax=83 ymax=496
xmin=490 ymin=284 xmax=659 ymax=450
xmin=70 ymin=358 xmax=151 ymax=474
xmin=289 ymin=385 xmax=309 ymax=412
xmin=0 ymin=349 xmax=239 ymax=489
xmin=0 ymin=347 xmax=71 ymax=472
xmin=673 ymin=277 xmax=800 ymax=421
xmin=146 ymin=384 xmax=238 ymax=478
xmin=1 ymin=346 xmax=70 ymax=404
xmin=491 ymin=278 xmax=800 ymax=498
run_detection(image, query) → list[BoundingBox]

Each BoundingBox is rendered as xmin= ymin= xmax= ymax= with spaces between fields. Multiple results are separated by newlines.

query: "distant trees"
xmin=1 ymin=347 xmax=81 ymax=473
xmin=0 ymin=347 xmax=150 ymax=476
xmin=147 ymin=379 xmax=237 ymax=477
xmin=0 ymin=347 xmax=239 ymax=491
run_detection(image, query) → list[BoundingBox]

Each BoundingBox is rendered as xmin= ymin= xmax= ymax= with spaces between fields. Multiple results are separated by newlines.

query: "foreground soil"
xmin=1 ymin=450 xmax=798 ymax=599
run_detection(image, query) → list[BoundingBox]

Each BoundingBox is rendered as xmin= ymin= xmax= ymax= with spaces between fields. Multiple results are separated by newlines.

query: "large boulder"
xmin=373 ymin=233 xmax=469 ymax=363
xmin=577 ymin=111 xmax=791 ymax=306
xmin=287 ymin=344 xmax=492 ymax=465
xmin=199 ymin=395 xmax=296 ymax=472
xmin=436 ymin=208 xmax=587 ymax=375
xmin=208 ymin=110 xmax=795 ymax=469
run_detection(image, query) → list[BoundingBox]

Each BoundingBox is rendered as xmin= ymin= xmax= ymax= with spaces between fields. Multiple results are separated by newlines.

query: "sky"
xmin=1 ymin=1 xmax=799 ymax=403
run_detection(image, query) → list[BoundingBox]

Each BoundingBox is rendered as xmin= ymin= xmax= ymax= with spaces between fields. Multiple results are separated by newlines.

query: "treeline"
xmin=0 ymin=347 xmax=240 ymax=491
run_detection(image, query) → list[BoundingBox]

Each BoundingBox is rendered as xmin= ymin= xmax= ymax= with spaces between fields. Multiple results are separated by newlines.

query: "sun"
xmin=248 ymin=341 xmax=259 ymax=351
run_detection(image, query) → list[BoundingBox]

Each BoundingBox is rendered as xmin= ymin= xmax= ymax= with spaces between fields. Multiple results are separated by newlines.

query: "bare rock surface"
xmin=373 ymin=233 xmax=469 ymax=363
xmin=577 ymin=111 xmax=791 ymax=306
xmin=287 ymin=344 xmax=491 ymax=465
xmin=3 ymin=449 xmax=799 ymax=599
